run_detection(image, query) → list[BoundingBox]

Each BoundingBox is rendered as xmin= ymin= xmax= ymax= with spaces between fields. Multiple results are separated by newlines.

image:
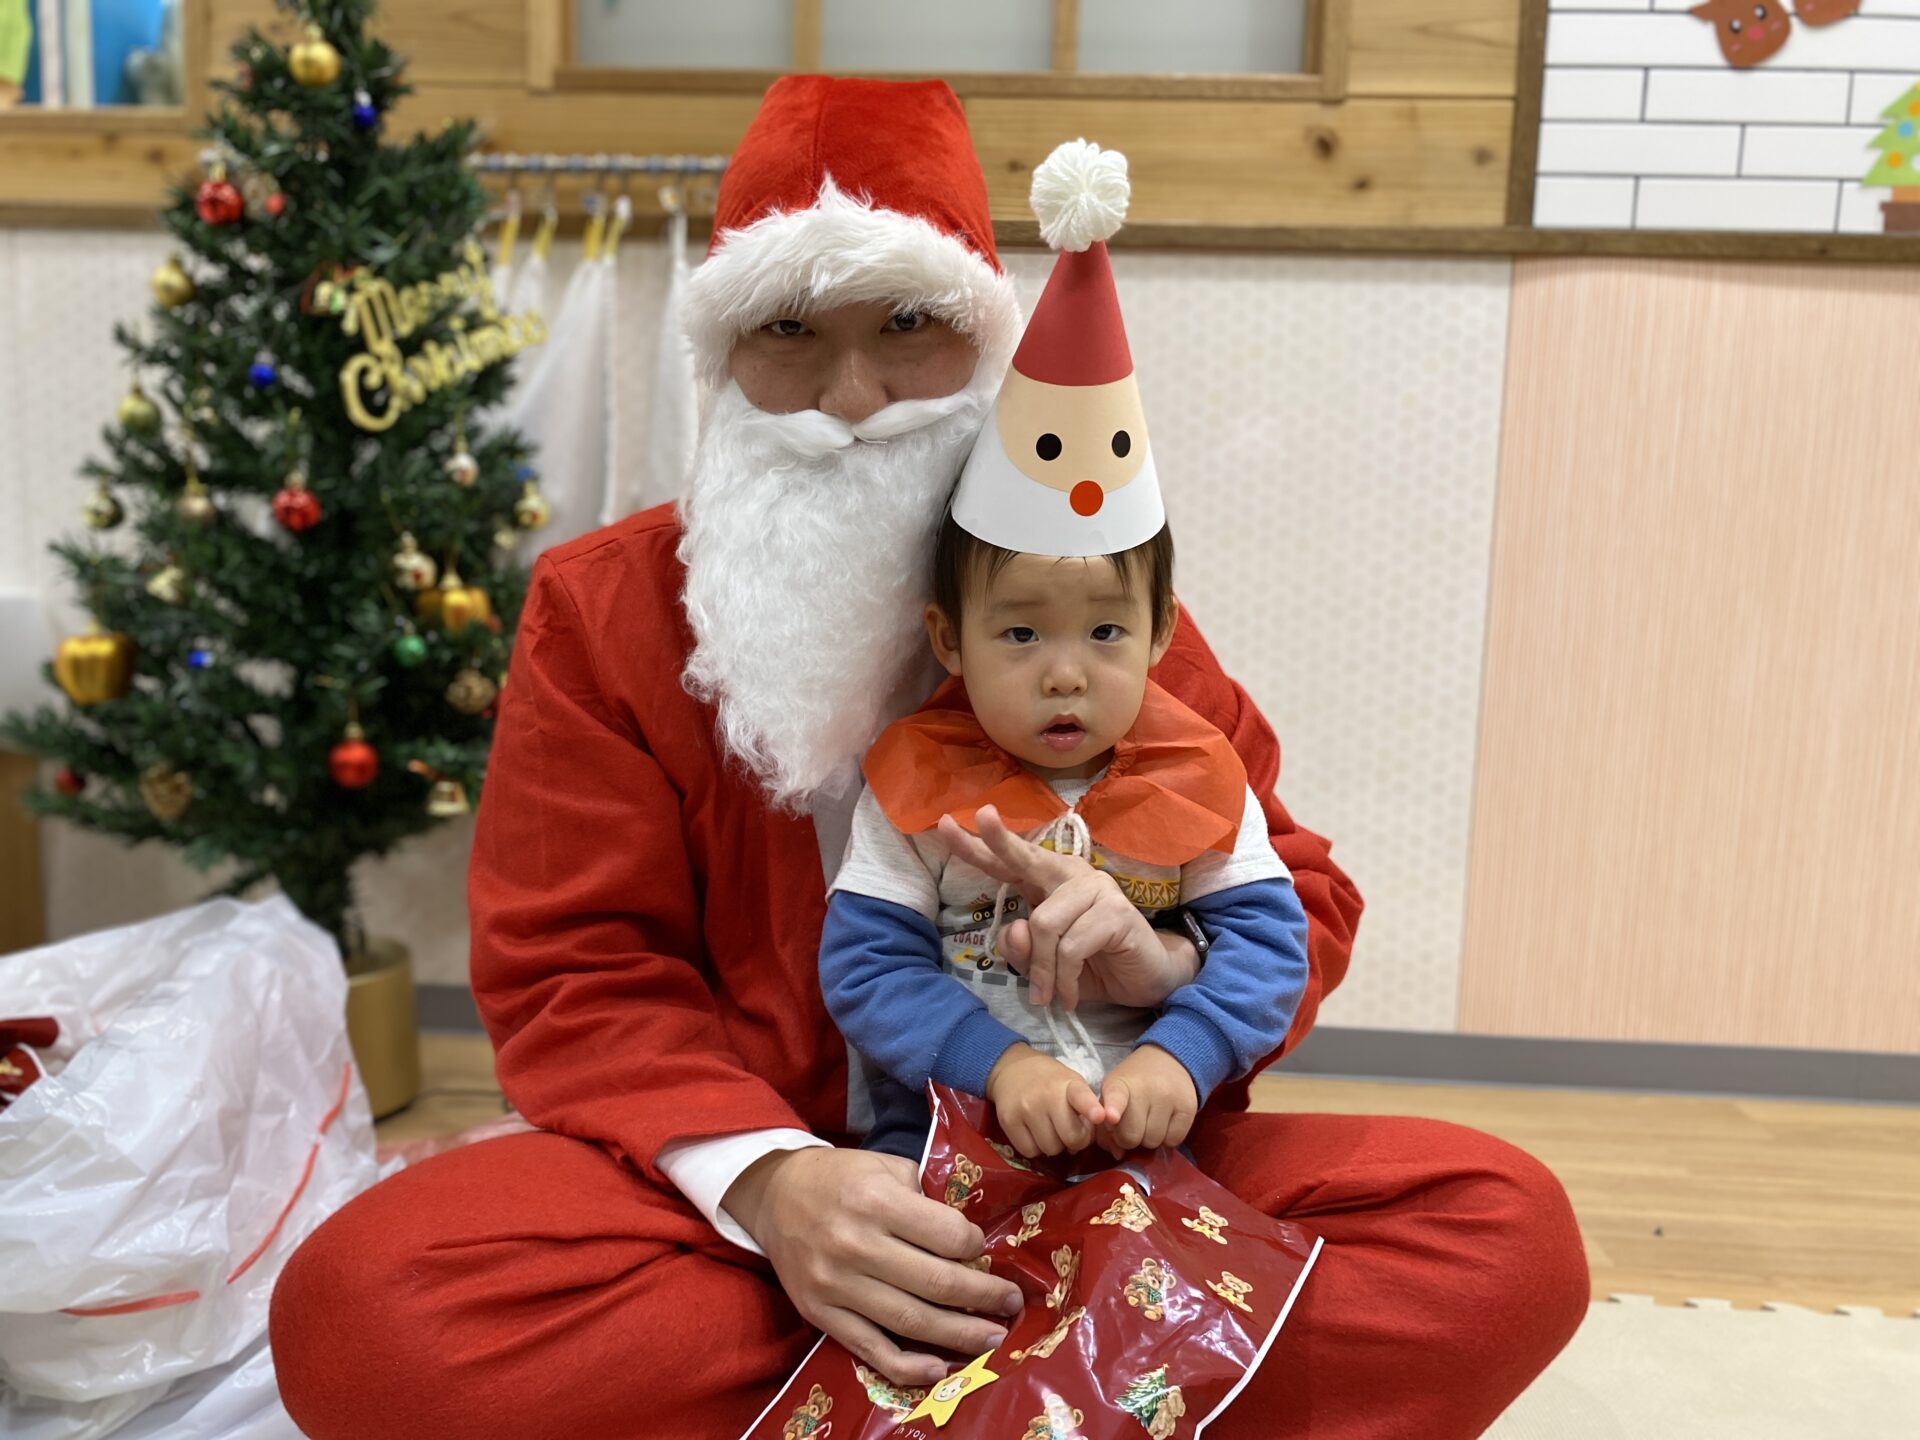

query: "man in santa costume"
xmin=271 ymin=77 xmax=1587 ymax=1438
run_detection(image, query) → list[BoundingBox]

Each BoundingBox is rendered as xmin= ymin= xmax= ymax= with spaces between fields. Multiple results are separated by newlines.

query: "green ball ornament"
xmin=392 ymin=633 xmax=429 ymax=668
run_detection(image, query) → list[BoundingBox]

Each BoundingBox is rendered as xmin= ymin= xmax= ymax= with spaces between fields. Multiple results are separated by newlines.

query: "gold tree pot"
xmin=346 ymin=939 xmax=422 ymax=1119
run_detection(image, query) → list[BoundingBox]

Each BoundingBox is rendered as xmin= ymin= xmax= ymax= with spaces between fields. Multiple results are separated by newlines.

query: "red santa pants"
xmin=270 ymin=1109 xmax=1588 ymax=1438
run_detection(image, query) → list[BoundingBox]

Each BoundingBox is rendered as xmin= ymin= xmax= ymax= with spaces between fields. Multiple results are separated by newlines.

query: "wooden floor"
xmin=384 ymin=1033 xmax=1920 ymax=1316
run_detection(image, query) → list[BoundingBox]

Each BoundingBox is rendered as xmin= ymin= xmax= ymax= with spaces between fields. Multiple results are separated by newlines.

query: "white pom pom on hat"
xmin=1029 ymin=138 xmax=1131 ymax=253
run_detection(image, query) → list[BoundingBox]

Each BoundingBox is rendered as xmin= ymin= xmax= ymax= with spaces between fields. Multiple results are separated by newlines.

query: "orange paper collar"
xmin=862 ymin=676 xmax=1246 ymax=867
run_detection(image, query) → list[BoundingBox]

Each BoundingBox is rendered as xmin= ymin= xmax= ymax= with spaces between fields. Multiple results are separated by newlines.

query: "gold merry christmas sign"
xmin=337 ymin=241 xmax=546 ymax=432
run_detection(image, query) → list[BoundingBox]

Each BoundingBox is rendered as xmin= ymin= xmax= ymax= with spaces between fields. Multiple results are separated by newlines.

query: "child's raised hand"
xmin=983 ymin=1044 xmax=1108 ymax=1158
xmin=1093 ymin=1045 xmax=1198 ymax=1157
xmin=937 ymin=804 xmax=1157 ymax=1010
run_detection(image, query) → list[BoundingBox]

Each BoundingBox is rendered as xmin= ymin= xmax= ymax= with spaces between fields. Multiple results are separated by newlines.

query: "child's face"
xmin=925 ymin=552 xmax=1175 ymax=780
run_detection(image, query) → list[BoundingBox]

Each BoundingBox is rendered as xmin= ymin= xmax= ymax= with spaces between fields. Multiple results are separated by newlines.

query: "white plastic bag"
xmin=0 ymin=1331 xmax=301 ymax=1440
xmin=0 ymin=895 xmax=380 ymax=1421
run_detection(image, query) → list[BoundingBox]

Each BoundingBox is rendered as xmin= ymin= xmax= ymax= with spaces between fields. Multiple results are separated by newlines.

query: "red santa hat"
xmin=685 ymin=76 xmax=1023 ymax=389
xmin=950 ymin=139 xmax=1163 ymax=558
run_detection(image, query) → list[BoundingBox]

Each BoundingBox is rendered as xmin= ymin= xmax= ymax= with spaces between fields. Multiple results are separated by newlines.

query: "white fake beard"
xmin=678 ymin=376 xmax=995 ymax=812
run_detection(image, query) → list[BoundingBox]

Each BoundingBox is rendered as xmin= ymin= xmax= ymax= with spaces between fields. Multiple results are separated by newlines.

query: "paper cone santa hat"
xmin=950 ymin=139 xmax=1162 ymax=558
xmin=685 ymin=76 xmax=1022 ymax=388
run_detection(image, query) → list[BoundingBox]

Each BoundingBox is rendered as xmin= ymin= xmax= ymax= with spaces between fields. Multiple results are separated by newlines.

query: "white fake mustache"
xmin=724 ymin=390 xmax=982 ymax=461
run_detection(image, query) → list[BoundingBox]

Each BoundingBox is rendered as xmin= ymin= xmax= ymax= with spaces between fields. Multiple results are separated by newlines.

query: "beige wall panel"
xmin=1461 ymin=258 xmax=1920 ymax=1053
xmin=968 ymin=98 xmax=1512 ymax=226
xmin=209 ymin=0 xmax=528 ymax=86
xmin=1346 ymin=0 xmax=1521 ymax=99
xmin=388 ymin=85 xmax=763 ymax=162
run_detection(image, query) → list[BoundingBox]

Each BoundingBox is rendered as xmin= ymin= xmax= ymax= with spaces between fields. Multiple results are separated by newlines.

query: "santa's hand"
xmin=723 ymin=1147 xmax=1024 ymax=1389
xmin=938 ymin=805 xmax=1193 ymax=1009
xmin=1094 ymin=1045 xmax=1198 ymax=1156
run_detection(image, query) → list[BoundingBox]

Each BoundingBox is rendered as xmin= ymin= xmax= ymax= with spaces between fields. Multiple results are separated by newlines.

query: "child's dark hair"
xmin=931 ymin=511 xmax=1177 ymax=643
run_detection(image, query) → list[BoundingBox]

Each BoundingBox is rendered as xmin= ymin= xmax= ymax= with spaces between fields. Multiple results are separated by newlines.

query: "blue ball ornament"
xmin=188 ymin=647 xmax=214 ymax=670
xmin=249 ymin=358 xmax=278 ymax=389
xmin=352 ymin=90 xmax=378 ymax=131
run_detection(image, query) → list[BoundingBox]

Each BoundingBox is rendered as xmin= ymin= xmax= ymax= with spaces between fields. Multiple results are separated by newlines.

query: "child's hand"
xmin=984 ymin=1044 xmax=1108 ymax=1158
xmin=1094 ymin=1046 xmax=1198 ymax=1156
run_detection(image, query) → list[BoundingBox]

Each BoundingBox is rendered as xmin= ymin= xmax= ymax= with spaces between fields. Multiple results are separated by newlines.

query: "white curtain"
xmin=602 ymin=194 xmax=698 ymax=523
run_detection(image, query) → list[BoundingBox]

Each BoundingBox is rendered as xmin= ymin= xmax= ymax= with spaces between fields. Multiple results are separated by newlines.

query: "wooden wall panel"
xmin=1460 ymin=258 xmax=1920 ymax=1053
xmin=208 ymin=0 xmax=528 ymax=87
xmin=1346 ymin=0 xmax=1520 ymax=98
xmin=0 ymin=0 xmax=1528 ymax=230
xmin=968 ymin=98 xmax=1513 ymax=227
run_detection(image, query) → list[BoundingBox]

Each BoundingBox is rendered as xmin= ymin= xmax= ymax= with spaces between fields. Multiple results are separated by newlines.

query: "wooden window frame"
xmin=553 ymin=0 xmax=1351 ymax=103
xmin=0 ymin=0 xmax=211 ymax=138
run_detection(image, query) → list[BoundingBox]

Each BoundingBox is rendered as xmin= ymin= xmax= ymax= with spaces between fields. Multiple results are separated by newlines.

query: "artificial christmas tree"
xmin=2 ymin=0 xmax=543 ymax=972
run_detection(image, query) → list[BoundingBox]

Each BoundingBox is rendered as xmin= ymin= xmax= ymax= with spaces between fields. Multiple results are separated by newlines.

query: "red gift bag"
xmin=740 ymin=1084 xmax=1323 ymax=1439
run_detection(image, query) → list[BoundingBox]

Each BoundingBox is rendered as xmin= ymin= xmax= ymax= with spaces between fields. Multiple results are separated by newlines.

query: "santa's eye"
xmin=766 ymin=318 xmax=808 ymax=337
xmin=1035 ymin=433 xmax=1063 ymax=461
xmin=1111 ymin=430 xmax=1131 ymax=458
xmin=888 ymin=311 xmax=929 ymax=332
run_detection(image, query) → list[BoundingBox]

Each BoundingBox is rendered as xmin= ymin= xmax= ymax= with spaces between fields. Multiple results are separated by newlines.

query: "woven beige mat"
xmin=1487 ymin=1295 xmax=1920 ymax=1439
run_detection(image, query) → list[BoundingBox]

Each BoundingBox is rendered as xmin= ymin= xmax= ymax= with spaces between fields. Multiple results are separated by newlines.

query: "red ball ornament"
xmin=54 ymin=767 xmax=86 ymax=797
xmin=272 ymin=474 xmax=323 ymax=532
xmin=196 ymin=178 xmax=245 ymax=226
xmin=266 ymin=192 xmax=287 ymax=218
xmin=329 ymin=725 xmax=379 ymax=789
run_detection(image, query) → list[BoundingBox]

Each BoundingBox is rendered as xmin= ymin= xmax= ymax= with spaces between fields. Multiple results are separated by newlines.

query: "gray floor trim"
xmin=1280 ymin=1026 xmax=1920 ymax=1105
xmin=417 ymin=984 xmax=1919 ymax=1104
xmin=419 ymin=982 xmax=481 ymax=1033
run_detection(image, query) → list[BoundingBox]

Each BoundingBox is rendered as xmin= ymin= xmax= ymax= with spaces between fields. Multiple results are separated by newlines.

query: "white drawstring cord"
xmin=981 ymin=810 xmax=1106 ymax=1081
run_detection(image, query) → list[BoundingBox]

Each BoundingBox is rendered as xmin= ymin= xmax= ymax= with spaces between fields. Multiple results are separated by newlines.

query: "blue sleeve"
xmin=819 ymin=891 xmax=1028 ymax=1096
xmin=1139 ymin=878 xmax=1309 ymax=1103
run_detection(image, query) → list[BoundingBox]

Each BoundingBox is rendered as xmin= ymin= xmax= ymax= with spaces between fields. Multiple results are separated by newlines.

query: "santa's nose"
xmin=817 ymin=351 xmax=888 ymax=424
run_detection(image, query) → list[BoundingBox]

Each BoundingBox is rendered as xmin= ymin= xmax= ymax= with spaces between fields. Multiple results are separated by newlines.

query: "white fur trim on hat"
xmin=684 ymin=175 xmax=1023 ymax=388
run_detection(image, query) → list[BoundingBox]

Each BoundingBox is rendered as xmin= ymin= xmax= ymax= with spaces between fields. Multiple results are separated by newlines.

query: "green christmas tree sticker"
xmin=1864 ymin=80 xmax=1920 ymax=232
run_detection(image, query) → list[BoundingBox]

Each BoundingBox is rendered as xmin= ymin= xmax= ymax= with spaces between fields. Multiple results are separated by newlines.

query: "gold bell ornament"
xmin=445 ymin=668 xmax=499 ymax=716
xmin=151 ymin=255 xmax=195 ymax=309
xmin=176 ymin=470 xmax=216 ymax=526
xmin=289 ymin=23 xmax=342 ymax=87
xmin=147 ymin=564 xmax=188 ymax=605
xmin=427 ymin=778 xmax=470 ymax=817
xmin=117 ymin=383 xmax=162 ymax=435
xmin=391 ymin=532 xmax=438 ymax=592
xmin=83 ymin=483 xmax=124 ymax=531
xmin=513 ymin=480 xmax=551 ymax=531
xmin=53 ymin=624 xmax=135 ymax=707
xmin=139 ymin=763 xmax=193 ymax=823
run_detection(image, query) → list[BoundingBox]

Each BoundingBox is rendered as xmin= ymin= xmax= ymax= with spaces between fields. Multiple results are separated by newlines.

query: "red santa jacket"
xmin=469 ymin=505 xmax=1363 ymax=1186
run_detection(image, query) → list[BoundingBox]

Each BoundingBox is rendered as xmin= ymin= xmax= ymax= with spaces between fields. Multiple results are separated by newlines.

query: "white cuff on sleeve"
xmin=655 ymin=1128 xmax=832 ymax=1256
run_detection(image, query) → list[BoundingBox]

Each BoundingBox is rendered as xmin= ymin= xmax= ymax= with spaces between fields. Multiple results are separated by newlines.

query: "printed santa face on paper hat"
xmin=950 ymin=139 xmax=1162 ymax=558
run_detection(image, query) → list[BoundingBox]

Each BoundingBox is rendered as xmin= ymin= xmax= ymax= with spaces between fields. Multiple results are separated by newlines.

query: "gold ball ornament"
xmin=83 ymin=484 xmax=124 ymax=530
xmin=289 ymin=24 xmax=342 ymax=87
xmin=391 ymin=532 xmax=438 ymax=591
xmin=139 ymin=763 xmax=193 ymax=823
xmin=492 ymin=519 xmax=519 ymax=552
xmin=117 ymin=384 xmax=162 ymax=435
xmin=151 ymin=256 xmax=195 ymax=309
xmin=176 ymin=476 xmax=216 ymax=526
xmin=146 ymin=564 xmax=189 ymax=605
xmin=445 ymin=668 xmax=499 ymax=716
xmin=415 ymin=569 xmax=492 ymax=635
xmin=53 ymin=625 xmax=135 ymax=707
xmin=513 ymin=481 xmax=552 ymax=531
xmin=444 ymin=449 xmax=480 ymax=488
